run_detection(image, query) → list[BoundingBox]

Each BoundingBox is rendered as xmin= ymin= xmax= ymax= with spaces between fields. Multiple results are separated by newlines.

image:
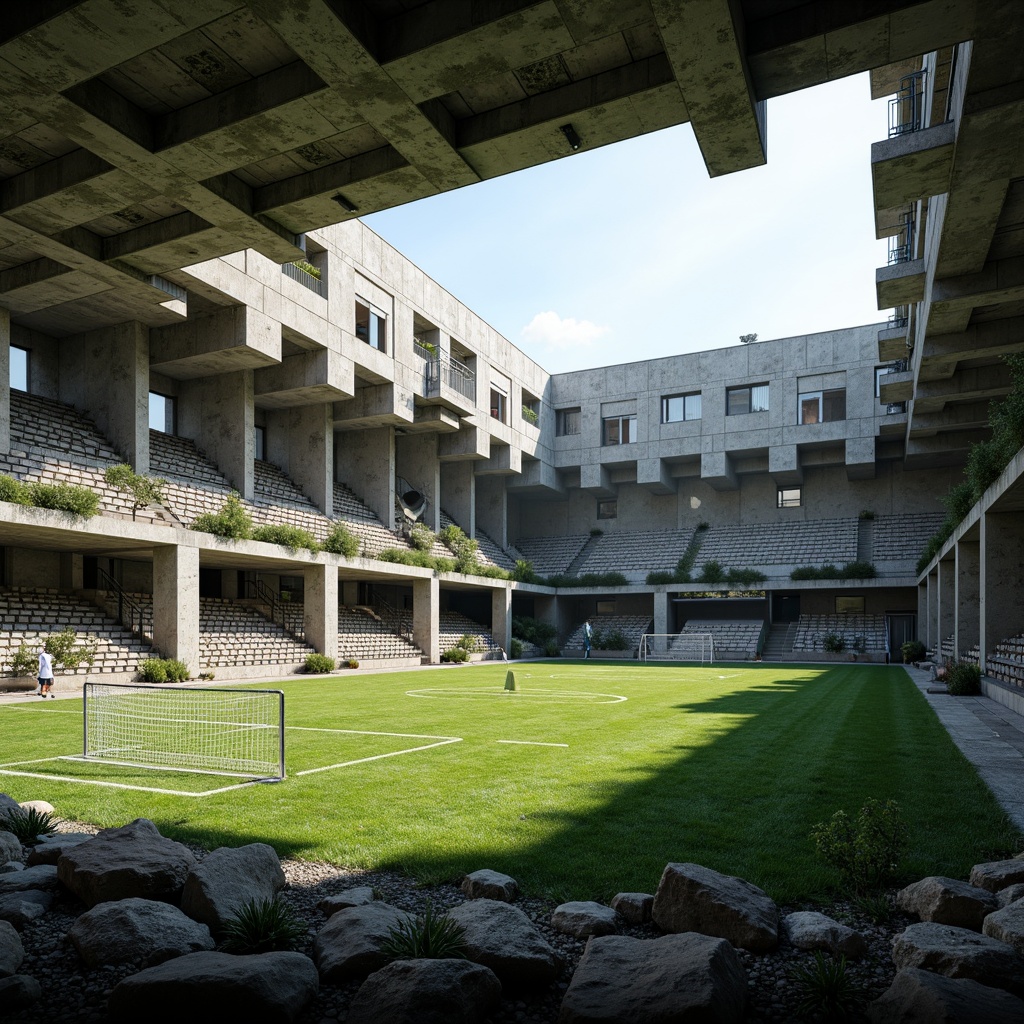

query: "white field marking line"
xmin=496 ymin=740 xmax=569 ymax=748
xmin=293 ymin=737 xmax=463 ymax=776
xmin=286 ymin=727 xmax=459 ymax=740
xmin=61 ymin=756 xmax=268 ymax=780
xmin=405 ymin=687 xmax=627 ymax=703
xmin=0 ymin=765 xmax=259 ymax=798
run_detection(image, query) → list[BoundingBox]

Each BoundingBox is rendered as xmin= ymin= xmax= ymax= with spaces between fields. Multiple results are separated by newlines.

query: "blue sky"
xmin=363 ymin=73 xmax=891 ymax=375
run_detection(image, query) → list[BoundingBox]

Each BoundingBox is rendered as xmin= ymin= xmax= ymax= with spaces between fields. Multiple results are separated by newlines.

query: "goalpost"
xmin=81 ymin=683 xmax=285 ymax=781
xmin=640 ymin=633 xmax=715 ymax=664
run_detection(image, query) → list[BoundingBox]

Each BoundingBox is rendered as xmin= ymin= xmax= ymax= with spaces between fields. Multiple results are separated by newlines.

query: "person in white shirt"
xmin=38 ymin=648 xmax=55 ymax=699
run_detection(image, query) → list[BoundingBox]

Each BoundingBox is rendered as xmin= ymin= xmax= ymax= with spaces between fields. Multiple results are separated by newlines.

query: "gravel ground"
xmin=4 ymin=822 xmax=908 ymax=1024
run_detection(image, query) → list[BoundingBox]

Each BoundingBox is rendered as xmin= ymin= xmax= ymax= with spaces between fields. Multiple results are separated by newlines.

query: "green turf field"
xmin=0 ymin=662 xmax=1019 ymax=902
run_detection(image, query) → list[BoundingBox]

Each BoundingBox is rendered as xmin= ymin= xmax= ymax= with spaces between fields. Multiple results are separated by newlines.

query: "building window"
xmin=254 ymin=425 xmax=265 ymax=461
xmin=726 ymin=383 xmax=769 ymax=415
xmin=798 ymin=388 xmax=846 ymax=424
xmin=597 ymin=500 xmax=617 ymax=520
xmin=149 ymin=392 xmax=175 ymax=434
xmin=556 ymin=407 xmax=580 ymax=436
xmin=355 ymin=298 xmax=387 ymax=352
xmin=522 ymin=393 xmax=540 ymax=425
xmin=9 ymin=346 xmax=28 ymax=392
xmin=661 ymin=392 xmax=701 ymax=423
xmin=777 ymin=487 xmax=801 ymax=509
xmin=490 ymin=386 xmax=507 ymax=423
xmin=603 ymin=415 xmax=636 ymax=445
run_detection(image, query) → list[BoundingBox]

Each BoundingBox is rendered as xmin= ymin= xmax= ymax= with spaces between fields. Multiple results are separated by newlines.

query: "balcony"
xmin=282 ymin=260 xmax=325 ymax=298
xmin=416 ymin=344 xmax=476 ymax=415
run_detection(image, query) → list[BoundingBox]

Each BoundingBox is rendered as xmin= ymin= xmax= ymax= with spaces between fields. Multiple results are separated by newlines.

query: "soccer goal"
xmin=81 ymin=683 xmax=285 ymax=781
xmin=640 ymin=633 xmax=715 ymax=664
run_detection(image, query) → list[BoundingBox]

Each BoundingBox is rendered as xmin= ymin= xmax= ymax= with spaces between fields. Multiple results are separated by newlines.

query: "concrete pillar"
xmin=412 ymin=576 xmax=439 ymax=663
xmin=916 ymin=581 xmax=927 ymax=644
xmin=181 ymin=370 xmax=254 ymax=499
xmin=341 ymin=580 xmax=360 ymax=605
xmin=397 ymin=433 xmax=440 ymax=531
xmin=954 ymin=536 xmax=980 ymax=659
xmin=0 ymin=310 xmax=10 ymax=453
xmin=441 ymin=461 xmax=475 ymax=534
xmin=980 ymin=509 xmax=1024 ymax=667
xmin=653 ymin=591 xmax=670 ymax=635
xmin=304 ymin=562 xmax=338 ymax=661
xmin=59 ymin=553 xmax=84 ymax=591
xmin=270 ymin=403 xmax=333 ymax=515
xmin=491 ymin=583 xmax=511 ymax=653
xmin=152 ymin=544 xmax=199 ymax=672
xmin=926 ymin=569 xmax=938 ymax=649
xmin=476 ymin=475 xmax=507 ymax=547
xmin=221 ymin=570 xmax=239 ymax=600
xmin=937 ymin=558 xmax=955 ymax=652
xmin=337 ymin=426 xmax=394 ymax=526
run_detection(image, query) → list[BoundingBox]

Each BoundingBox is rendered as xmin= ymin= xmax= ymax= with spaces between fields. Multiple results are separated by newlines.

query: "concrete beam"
xmin=919 ymin=318 xmax=1024 ymax=380
xmin=876 ymin=258 xmax=926 ymax=308
xmin=254 ymin=349 xmax=355 ymax=408
xmin=438 ymin=424 xmax=490 ymax=462
xmin=700 ymin=451 xmax=737 ymax=491
xmin=871 ymin=120 xmax=954 ymax=211
xmin=878 ymin=370 xmax=913 ymax=403
xmin=929 ymin=256 xmax=1024 ymax=332
xmin=637 ymin=457 xmax=676 ymax=495
xmin=332 ymin=383 xmax=413 ymax=430
xmin=650 ymin=0 xmax=766 ymax=176
xmin=477 ymin=443 xmax=522 ymax=477
xmin=878 ymin=324 xmax=911 ymax=361
xmin=152 ymin=542 xmax=200 ymax=672
xmin=150 ymin=306 xmax=281 ymax=378
xmin=845 ymin=436 xmax=877 ymax=481
xmin=580 ymin=462 xmax=616 ymax=497
xmin=769 ymin=445 xmax=803 ymax=486
xmin=412 ymin=575 xmax=439 ymax=664
xmin=304 ymin=561 xmax=338 ymax=662
xmin=910 ymin=363 xmax=1012 ymax=413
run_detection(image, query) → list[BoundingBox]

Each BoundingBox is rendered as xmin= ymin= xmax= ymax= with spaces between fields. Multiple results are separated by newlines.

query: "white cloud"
xmin=520 ymin=311 xmax=609 ymax=350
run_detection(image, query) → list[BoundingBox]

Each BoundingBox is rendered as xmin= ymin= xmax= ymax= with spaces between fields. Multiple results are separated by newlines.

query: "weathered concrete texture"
xmin=152 ymin=543 xmax=200 ymax=672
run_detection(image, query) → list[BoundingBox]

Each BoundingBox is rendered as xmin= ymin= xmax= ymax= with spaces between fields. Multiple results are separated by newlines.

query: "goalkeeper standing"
xmin=38 ymin=647 xmax=55 ymax=698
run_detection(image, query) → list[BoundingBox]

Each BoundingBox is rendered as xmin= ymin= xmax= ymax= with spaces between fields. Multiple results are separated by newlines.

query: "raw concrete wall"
xmin=337 ymin=426 xmax=393 ymax=525
xmin=397 ymin=433 xmax=440 ymax=531
xmin=266 ymin=403 xmax=333 ymax=514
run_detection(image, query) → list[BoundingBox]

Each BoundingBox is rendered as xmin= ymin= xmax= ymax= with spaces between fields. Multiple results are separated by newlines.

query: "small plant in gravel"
xmin=789 ymin=951 xmax=861 ymax=1021
xmin=220 ymin=897 xmax=305 ymax=954
xmin=0 ymin=806 xmax=62 ymax=845
xmin=380 ymin=900 xmax=467 ymax=961
xmin=850 ymin=891 xmax=895 ymax=925
xmin=811 ymin=798 xmax=907 ymax=893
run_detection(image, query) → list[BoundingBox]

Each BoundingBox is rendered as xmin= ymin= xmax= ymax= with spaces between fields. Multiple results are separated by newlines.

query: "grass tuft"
xmin=380 ymin=900 xmax=467 ymax=960
xmin=220 ymin=897 xmax=305 ymax=954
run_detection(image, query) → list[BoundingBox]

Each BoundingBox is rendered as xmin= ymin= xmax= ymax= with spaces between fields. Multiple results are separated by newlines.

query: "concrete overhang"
xmin=637 ymin=457 xmax=677 ymax=495
xmin=871 ymin=121 xmax=955 ymax=213
xmin=347 ymin=335 xmax=399 ymax=385
xmin=438 ymin=424 xmax=490 ymax=462
xmin=768 ymin=445 xmax=803 ymax=486
xmin=878 ymin=370 xmax=914 ymax=403
xmin=505 ymin=458 xmax=565 ymax=497
xmin=878 ymin=324 xmax=910 ymax=361
xmin=877 ymin=408 xmax=908 ymax=437
xmin=580 ymin=462 xmax=616 ymax=498
xmin=150 ymin=306 xmax=281 ymax=378
xmin=845 ymin=437 xmax=876 ymax=481
xmin=918 ymin=319 xmax=1024 ymax=380
xmin=876 ymin=259 xmax=926 ymax=308
xmin=254 ymin=349 xmax=355 ymax=409
xmin=475 ymin=443 xmax=522 ymax=476
xmin=700 ymin=451 xmax=738 ymax=491
xmin=870 ymin=59 xmax=927 ymax=100
xmin=418 ymin=372 xmax=477 ymax=419
xmin=407 ymin=405 xmax=461 ymax=433
xmin=332 ymin=382 xmax=413 ymax=431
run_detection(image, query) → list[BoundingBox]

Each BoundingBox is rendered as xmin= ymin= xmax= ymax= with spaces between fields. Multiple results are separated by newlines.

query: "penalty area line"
xmin=496 ymin=740 xmax=568 ymax=748
xmin=294 ymin=737 xmax=463 ymax=776
xmin=0 ymin=766 xmax=261 ymax=798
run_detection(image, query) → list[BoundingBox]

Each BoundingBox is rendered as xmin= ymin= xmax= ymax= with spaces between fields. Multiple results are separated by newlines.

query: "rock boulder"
xmin=983 ymin=899 xmax=1024 ymax=957
xmin=313 ymin=902 xmax=408 ymax=981
xmin=180 ymin=843 xmax=285 ymax=934
xmin=867 ymin=967 xmax=1024 ymax=1023
xmin=551 ymin=902 xmax=620 ymax=938
xmin=969 ymin=859 xmax=1024 ymax=893
xmin=318 ymin=886 xmax=376 ymax=917
xmin=897 ymin=876 xmax=998 ymax=931
xmin=0 ymin=890 xmax=53 ymax=929
xmin=461 ymin=869 xmax=519 ymax=902
xmin=892 ymin=922 xmax=1024 ymax=994
xmin=784 ymin=911 xmax=868 ymax=959
xmin=609 ymin=892 xmax=653 ymax=926
xmin=0 ymin=919 xmax=24 ymax=977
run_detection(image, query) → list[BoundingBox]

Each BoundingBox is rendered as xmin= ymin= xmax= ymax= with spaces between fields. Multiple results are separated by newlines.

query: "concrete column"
xmin=412 ymin=576 xmax=439 ymax=663
xmin=152 ymin=544 xmax=199 ymax=672
xmin=491 ymin=583 xmax=511 ymax=653
xmin=59 ymin=553 xmax=84 ymax=591
xmin=270 ymin=403 xmax=333 ymax=515
xmin=341 ymin=580 xmax=360 ymax=605
xmin=980 ymin=508 xmax=1024 ymax=667
xmin=476 ymin=475 xmax=507 ymax=547
xmin=954 ymin=536 xmax=980 ymax=659
xmin=653 ymin=591 xmax=670 ymax=635
xmin=397 ymin=433 xmax=440 ymax=531
xmin=304 ymin=562 xmax=338 ymax=660
xmin=441 ymin=461 xmax=475 ymax=534
xmin=937 ymin=558 xmax=955 ymax=651
xmin=926 ymin=570 xmax=938 ymax=649
xmin=221 ymin=570 xmax=239 ymax=600
xmin=181 ymin=370 xmax=254 ymax=499
xmin=337 ymin=426 xmax=394 ymax=526
xmin=0 ymin=309 xmax=10 ymax=453
xmin=916 ymin=581 xmax=927 ymax=644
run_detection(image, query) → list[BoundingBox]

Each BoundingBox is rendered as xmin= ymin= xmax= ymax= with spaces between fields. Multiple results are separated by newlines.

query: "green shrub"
xmin=946 ymin=660 xmax=981 ymax=696
xmin=191 ymin=494 xmax=253 ymax=539
xmin=512 ymin=559 xmax=541 ymax=583
xmin=165 ymin=659 xmax=189 ymax=682
xmin=858 ymin=509 xmax=875 ymax=520
xmin=791 ymin=562 xmax=875 ymax=581
xmin=292 ymin=258 xmax=321 ymax=280
xmin=45 ymin=627 xmax=97 ymax=670
xmin=27 ymin=483 xmax=99 ymax=518
xmin=509 ymin=638 xmax=523 ymax=659
xmin=545 ymin=571 xmax=628 ymax=588
xmin=8 ymin=644 xmax=37 ymax=677
xmin=139 ymin=657 xmax=189 ymax=683
xmin=0 ymin=474 xmax=28 ymax=505
xmin=457 ymin=634 xmax=479 ymax=653
xmin=601 ymin=629 xmax=629 ymax=651
xmin=822 ymin=632 xmax=845 ymax=654
xmin=646 ymin=570 xmax=675 ymax=585
xmin=901 ymin=640 xmax=926 ymax=663
xmin=790 ymin=952 xmax=860 ymax=1021
xmin=0 ymin=806 xmax=62 ymax=845
xmin=346 ymin=659 xmax=359 ymax=669
xmin=104 ymin=464 xmax=167 ymax=520
xmin=851 ymin=892 xmax=894 ymax=925
xmin=839 ymin=561 xmax=877 ymax=579
xmin=543 ymin=639 xmax=560 ymax=657
xmin=409 ymin=522 xmax=435 ymax=551
xmin=512 ymin=617 xmax=557 ymax=646
xmin=811 ymin=798 xmax=907 ymax=892
xmin=790 ymin=566 xmax=817 ymax=580
xmin=251 ymin=523 xmax=320 ymax=553
xmin=441 ymin=646 xmax=469 ymax=663
xmin=698 ymin=560 xmax=725 ymax=584
xmin=521 ymin=404 xmax=538 ymax=425
xmin=220 ymin=897 xmax=305 ymax=954
xmin=380 ymin=901 xmax=467 ymax=961
xmin=304 ymin=653 xmax=336 ymax=674
xmin=726 ymin=567 xmax=766 ymax=586
xmin=323 ymin=522 xmax=360 ymax=557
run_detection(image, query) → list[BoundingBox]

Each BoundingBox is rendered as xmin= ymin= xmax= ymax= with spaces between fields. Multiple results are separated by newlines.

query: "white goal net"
xmin=82 ymin=683 xmax=285 ymax=780
xmin=640 ymin=633 xmax=715 ymax=664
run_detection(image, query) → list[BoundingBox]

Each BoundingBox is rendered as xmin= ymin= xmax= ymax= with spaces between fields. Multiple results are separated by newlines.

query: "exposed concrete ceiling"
xmin=1 ymin=0 xmax=981 ymax=337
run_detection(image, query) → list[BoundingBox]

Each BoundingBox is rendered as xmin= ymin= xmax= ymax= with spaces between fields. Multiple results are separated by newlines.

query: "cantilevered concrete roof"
xmin=1 ymin=0 xmax=981 ymax=336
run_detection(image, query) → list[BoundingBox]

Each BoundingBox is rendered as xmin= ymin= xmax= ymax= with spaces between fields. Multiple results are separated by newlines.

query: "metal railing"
xmin=888 ymin=210 xmax=916 ymax=265
xmin=96 ymin=567 xmax=149 ymax=644
xmin=888 ymin=306 xmax=909 ymax=330
xmin=244 ymin=577 xmax=284 ymax=630
xmin=425 ymin=353 xmax=476 ymax=403
xmin=889 ymin=71 xmax=927 ymax=137
xmin=282 ymin=261 xmax=325 ymax=298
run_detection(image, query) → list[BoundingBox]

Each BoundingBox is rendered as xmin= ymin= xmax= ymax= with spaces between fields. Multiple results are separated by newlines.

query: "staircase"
xmin=761 ymin=623 xmax=796 ymax=661
xmin=564 ymin=535 xmax=601 ymax=576
xmin=856 ymin=517 xmax=874 ymax=563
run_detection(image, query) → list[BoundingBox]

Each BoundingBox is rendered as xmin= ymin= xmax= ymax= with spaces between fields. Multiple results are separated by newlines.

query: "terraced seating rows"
xmin=439 ymin=511 xmax=516 ymax=571
xmin=337 ymin=605 xmax=422 ymax=661
xmin=0 ymin=586 xmax=153 ymax=677
xmin=513 ymin=535 xmax=590 ymax=576
xmin=677 ymin=619 xmax=763 ymax=656
xmin=986 ymin=632 xmax=1024 ymax=686
xmin=564 ymin=615 xmax=653 ymax=652
xmin=439 ymin=611 xmax=499 ymax=652
xmin=696 ymin=519 xmax=859 ymax=573
xmin=873 ymin=514 xmax=945 ymax=561
xmin=792 ymin=614 xmax=888 ymax=653
xmin=576 ymin=530 xmax=692 ymax=582
xmin=199 ymin=596 xmax=314 ymax=669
